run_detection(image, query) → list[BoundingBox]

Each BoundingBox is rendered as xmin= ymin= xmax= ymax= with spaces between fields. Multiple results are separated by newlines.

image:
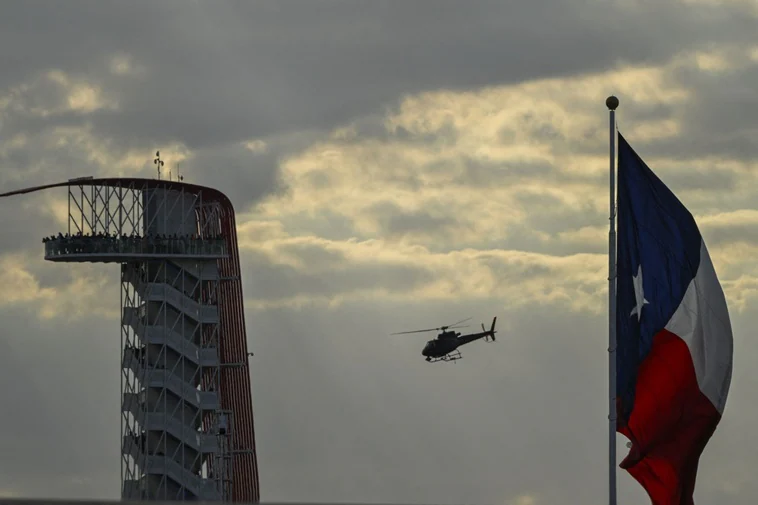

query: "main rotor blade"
xmin=391 ymin=328 xmax=439 ymax=335
xmin=447 ymin=317 xmax=472 ymax=327
xmin=391 ymin=317 xmax=472 ymax=335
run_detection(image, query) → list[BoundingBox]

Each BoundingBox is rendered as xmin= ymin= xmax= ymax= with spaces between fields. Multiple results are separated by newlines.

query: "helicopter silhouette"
xmin=392 ymin=316 xmax=497 ymax=362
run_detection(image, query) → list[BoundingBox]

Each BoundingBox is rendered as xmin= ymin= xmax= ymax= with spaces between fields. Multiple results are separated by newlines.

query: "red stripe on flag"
xmin=617 ymin=329 xmax=720 ymax=505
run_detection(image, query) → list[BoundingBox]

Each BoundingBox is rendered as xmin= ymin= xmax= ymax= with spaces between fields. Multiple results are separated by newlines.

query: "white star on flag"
xmin=630 ymin=264 xmax=649 ymax=320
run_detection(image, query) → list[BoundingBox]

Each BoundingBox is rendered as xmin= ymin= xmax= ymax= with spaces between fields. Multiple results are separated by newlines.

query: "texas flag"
xmin=615 ymin=133 xmax=734 ymax=504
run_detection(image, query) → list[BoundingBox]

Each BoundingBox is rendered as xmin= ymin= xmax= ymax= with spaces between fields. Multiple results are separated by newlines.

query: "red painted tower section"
xmin=213 ymin=200 xmax=260 ymax=502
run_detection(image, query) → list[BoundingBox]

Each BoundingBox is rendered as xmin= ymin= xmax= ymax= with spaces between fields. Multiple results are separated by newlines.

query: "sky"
xmin=0 ymin=0 xmax=757 ymax=503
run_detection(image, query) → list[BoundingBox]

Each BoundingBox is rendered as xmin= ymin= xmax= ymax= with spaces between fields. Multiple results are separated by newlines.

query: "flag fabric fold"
xmin=615 ymin=133 xmax=734 ymax=505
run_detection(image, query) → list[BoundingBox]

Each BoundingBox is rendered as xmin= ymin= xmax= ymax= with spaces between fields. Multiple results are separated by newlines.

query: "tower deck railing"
xmin=43 ymin=235 xmax=227 ymax=261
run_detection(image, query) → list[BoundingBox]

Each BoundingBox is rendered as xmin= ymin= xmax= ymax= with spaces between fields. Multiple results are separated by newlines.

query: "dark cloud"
xmin=3 ymin=0 xmax=756 ymax=149
xmin=365 ymin=200 xmax=459 ymax=241
xmin=2 ymin=0 xmax=756 ymax=214
xmin=0 ymin=193 xmax=61 ymax=256
xmin=181 ymin=142 xmax=284 ymax=214
xmin=608 ymin=58 xmax=758 ymax=163
xmin=273 ymin=209 xmax=361 ymax=244
xmin=660 ymin=167 xmax=738 ymax=192
xmin=458 ymin=158 xmax=559 ymax=187
xmin=390 ymin=121 xmax=459 ymax=147
xmin=670 ymin=58 xmax=758 ymax=141
xmin=0 ymin=125 xmax=105 ymax=188
xmin=517 ymin=194 xmax=601 ymax=234
xmin=700 ymin=221 xmax=758 ymax=249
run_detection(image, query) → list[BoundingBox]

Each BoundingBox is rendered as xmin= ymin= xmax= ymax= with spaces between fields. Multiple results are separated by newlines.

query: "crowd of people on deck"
xmin=43 ymin=231 xmax=226 ymax=256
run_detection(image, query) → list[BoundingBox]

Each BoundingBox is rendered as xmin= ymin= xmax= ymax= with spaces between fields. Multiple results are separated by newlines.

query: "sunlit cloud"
xmin=508 ymin=494 xmax=539 ymax=505
xmin=239 ymin=234 xmax=607 ymax=313
xmin=0 ymin=254 xmax=116 ymax=320
xmin=0 ymin=254 xmax=56 ymax=305
xmin=108 ymin=53 xmax=146 ymax=78
xmin=226 ymin=53 xmax=758 ymax=318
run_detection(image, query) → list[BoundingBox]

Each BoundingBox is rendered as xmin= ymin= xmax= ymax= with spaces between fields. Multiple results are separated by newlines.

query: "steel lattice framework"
xmin=0 ymin=178 xmax=260 ymax=502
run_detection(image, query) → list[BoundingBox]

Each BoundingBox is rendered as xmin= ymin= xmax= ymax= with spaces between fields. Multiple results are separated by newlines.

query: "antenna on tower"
xmin=154 ymin=151 xmax=164 ymax=180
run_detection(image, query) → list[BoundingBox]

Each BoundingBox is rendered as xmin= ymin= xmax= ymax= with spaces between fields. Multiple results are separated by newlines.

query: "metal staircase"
xmin=121 ymin=257 xmax=230 ymax=500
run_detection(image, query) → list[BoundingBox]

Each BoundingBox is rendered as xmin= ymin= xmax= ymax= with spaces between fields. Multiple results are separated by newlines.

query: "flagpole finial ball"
xmin=606 ymin=95 xmax=620 ymax=110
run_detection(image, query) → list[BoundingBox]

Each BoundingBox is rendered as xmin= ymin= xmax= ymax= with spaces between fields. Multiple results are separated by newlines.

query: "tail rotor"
xmin=484 ymin=316 xmax=497 ymax=342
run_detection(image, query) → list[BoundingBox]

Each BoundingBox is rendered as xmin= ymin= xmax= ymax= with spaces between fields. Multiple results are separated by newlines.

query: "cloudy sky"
xmin=1 ymin=0 xmax=757 ymax=503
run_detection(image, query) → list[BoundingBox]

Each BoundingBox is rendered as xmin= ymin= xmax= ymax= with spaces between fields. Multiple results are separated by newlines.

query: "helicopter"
xmin=391 ymin=316 xmax=497 ymax=362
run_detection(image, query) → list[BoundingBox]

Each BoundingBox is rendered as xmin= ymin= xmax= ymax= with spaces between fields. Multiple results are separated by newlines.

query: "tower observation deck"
xmin=0 ymin=178 xmax=260 ymax=502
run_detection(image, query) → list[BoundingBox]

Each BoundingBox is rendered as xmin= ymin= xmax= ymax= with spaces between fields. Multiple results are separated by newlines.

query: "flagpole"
xmin=606 ymin=94 xmax=619 ymax=505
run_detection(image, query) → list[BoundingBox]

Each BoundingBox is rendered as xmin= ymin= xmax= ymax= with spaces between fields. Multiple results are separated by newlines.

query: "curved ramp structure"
xmin=1 ymin=178 xmax=260 ymax=502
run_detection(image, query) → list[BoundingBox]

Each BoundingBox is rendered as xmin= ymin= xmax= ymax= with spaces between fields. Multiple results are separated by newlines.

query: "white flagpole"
xmin=606 ymin=95 xmax=619 ymax=505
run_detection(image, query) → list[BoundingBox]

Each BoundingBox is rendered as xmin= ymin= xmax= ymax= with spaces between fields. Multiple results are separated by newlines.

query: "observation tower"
xmin=0 ymin=175 xmax=260 ymax=502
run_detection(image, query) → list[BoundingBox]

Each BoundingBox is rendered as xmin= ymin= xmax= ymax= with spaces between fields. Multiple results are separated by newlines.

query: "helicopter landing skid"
xmin=426 ymin=350 xmax=462 ymax=363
